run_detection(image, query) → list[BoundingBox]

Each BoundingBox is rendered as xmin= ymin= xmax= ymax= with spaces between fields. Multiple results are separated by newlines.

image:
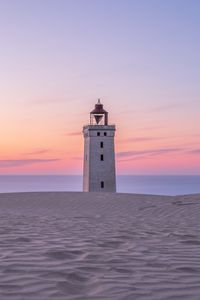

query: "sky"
xmin=0 ymin=0 xmax=200 ymax=175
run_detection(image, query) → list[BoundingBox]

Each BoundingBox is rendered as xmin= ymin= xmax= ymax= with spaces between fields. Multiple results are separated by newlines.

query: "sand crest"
xmin=0 ymin=192 xmax=200 ymax=299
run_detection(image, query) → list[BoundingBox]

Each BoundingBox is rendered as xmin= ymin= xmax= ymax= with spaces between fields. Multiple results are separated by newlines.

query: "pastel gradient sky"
xmin=0 ymin=0 xmax=200 ymax=175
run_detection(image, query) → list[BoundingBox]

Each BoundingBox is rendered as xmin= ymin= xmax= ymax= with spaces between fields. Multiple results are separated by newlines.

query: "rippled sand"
xmin=0 ymin=192 xmax=200 ymax=299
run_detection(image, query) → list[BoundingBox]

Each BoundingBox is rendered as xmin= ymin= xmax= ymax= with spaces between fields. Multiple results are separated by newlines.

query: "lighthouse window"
xmin=100 ymin=154 xmax=104 ymax=161
xmin=101 ymin=181 xmax=104 ymax=188
xmin=100 ymin=141 xmax=104 ymax=148
xmin=97 ymin=132 xmax=100 ymax=136
xmin=104 ymin=132 xmax=107 ymax=136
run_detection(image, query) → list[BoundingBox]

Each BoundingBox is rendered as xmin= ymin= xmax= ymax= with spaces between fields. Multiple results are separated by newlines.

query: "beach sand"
xmin=0 ymin=192 xmax=200 ymax=300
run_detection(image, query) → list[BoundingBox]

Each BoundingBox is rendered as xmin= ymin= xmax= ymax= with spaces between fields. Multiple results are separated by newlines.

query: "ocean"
xmin=0 ymin=175 xmax=200 ymax=195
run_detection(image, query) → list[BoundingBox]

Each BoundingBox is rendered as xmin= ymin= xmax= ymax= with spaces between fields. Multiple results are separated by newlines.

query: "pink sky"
xmin=1 ymin=100 xmax=200 ymax=175
xmin=0 ymin=1 xmax=200 ymax=175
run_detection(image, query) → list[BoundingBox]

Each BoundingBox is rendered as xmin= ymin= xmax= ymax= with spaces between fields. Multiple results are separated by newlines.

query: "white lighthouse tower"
xmin=83 ymin=99 xmax=116 ymax=192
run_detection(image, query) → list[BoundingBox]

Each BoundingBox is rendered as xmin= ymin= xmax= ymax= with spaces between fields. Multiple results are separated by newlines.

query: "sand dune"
xmin=0 ymin=192 xmax=200 ymax=299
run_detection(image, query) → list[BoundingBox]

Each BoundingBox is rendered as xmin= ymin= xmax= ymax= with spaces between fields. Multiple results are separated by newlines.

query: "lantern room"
xmin=90 ymin=99 xmax=108 ymax=125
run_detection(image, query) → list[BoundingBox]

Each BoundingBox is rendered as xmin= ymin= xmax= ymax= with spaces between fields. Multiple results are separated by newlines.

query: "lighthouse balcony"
xmin=83 ymin=124 xmax=116 ymax=130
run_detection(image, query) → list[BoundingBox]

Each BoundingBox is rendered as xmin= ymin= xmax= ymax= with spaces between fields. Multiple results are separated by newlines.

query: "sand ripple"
xmin=0 ymin=192 xmax=200 ymax=299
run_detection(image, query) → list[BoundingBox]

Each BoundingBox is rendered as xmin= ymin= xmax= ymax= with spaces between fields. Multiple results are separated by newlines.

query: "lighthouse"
xmin=83 ymin=99 xmax=116 ymax=192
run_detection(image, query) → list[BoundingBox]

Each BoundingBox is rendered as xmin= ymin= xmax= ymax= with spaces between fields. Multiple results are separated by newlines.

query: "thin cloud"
xmin=26 ymin=149 xmax=50 ymax=155
xmin=67 ymin=132 xmax=81 ymax=136
xmin=152 ymin=103 xmax=181 ymax=112
xmin=188 ymin=149 xmax=200 ymax=154
xmin=124 ymin=137 xmax=164 ymax=143
xmin=117 ymin=151 xmax=148 ymax=158
xmin=135 ymin=126 xmax=164 ymax=132
xmin=117 ymin=148 xmax=182 ymax=159
xmin=119 ymin=103 xmax=181 ymax=115
xmin=29 ymin=97 xmax=80 ymax=105
xmin=0 ymin=159 xmax=60 ymax=168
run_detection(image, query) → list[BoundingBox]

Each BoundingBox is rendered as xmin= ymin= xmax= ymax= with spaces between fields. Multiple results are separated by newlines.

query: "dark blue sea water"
xmin=0 ymin=175 xmax=199 ymax=195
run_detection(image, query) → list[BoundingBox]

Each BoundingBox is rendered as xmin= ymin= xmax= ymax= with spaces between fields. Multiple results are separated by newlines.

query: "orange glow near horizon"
xmin=1 ymin=117 xmax=200 ymax=175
